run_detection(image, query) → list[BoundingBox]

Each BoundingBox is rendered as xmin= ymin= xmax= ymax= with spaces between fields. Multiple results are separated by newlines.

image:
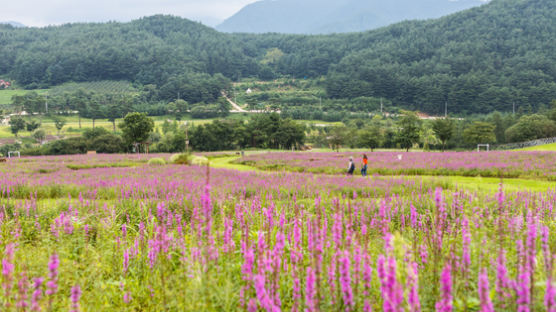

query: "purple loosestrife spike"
xmin=478 ymin=268 xmax=494 ymax=312
xmin=16 ymin=272 xmax=29 ymax=310
xmin=123 ymin=291 xmax=132 ymax=304
xmin=435 ymin=264 xmax=452 ymax=312
xmin=408 ymin=262 xmax=421 ymax=312
xmin=254 ymin=274 xmax=280 ymax=312
xmin=123 ymin=249 xmax=130 ymax=274
xmin=46 ymin=253 xmax=59 ymax=296
xmin=516 ymin=268 xmax=530 ymax=312
xmin=541 ymin=226 xmax=556 ymax=311
xmin=70 ymin=284 xmax=81 ymax=312
xmin=339 ymin=250 xmax=354 ymax=310
xmin=496 ymin=250 xmax=512 ymax=306
xmin=305 ymin=267 xmax=316 ymax=312
xmin=3 ymin=243 xmax=15 ymax=307
xmin=461 ymin=217 xmax=471 ymax=277
xmin=31 ymin=277 xmax=43 ymax=311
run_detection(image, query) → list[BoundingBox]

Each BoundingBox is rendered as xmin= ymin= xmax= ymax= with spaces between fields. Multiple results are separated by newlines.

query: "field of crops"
xmin=1 ymin=152 xmax=556 ymax=311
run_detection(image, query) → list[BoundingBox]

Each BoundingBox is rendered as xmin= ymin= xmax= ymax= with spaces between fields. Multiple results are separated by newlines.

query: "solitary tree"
xmin=463 ymin=121 xmax=496 ymax=146
xmin=53 ymin=117 xmax=66 ymax=136
xmin=432 ymin=118 xmax=454 ymax=152
xmin=119 ymin=112 xmax=154 ymax=153
xmin=328 ymin=125 xmax=348 ymax=152
xmin=33 ymin=129 xmax=46 ymax=144
xmin=358 ymin=123 xmax=382 ymax=152
xmin=396 ymin=111 xmax=422 ymax=152
xmin=26 ymin=120 xmax=41 ymax=132
xmin=9 ymin=116 xmax=26 ymax=137
xmin=167 ymin=99 xmax=189 ymax=120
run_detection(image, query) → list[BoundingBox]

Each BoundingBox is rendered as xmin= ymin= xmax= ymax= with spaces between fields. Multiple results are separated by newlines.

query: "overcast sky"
xmin=1 ymin=0 xmax=259 ymax=27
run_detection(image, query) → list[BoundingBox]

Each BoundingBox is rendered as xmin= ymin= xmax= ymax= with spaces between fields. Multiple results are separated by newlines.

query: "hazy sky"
xmin=1 ymin=0 xmax=259 ymax=27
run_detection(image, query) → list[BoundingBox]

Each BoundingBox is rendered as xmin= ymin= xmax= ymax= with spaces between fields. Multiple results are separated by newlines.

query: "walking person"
xmin=347 ymin=156 xmax=355 ymax=175
xmin=361 ymin=154 xmax=368 ymax=176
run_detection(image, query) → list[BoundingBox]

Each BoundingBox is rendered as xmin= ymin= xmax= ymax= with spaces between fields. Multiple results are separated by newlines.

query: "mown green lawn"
xmin=518 ymin=143 xmax=556 ymax=151
xmin=0 ymin=89 xmax=49 ymax=106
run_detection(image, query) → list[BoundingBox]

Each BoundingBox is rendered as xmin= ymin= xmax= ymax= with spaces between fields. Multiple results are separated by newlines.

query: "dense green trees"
xmin=189 ymin=113 xmax=305 ymax=151
xmin=432 ymin=118 xmax=454 ymax=152
xmin=9 ymin=117 xmax=26 ymax=137
xmin=118 ymin=113 xmax=155 ymax=150
xmin=396 ymin=111 xmax=422 ymax=152
xmin=505 ymin=114 xmax=556 ymax=142
xmin=463 ymin=122 xmax=497 ymax=146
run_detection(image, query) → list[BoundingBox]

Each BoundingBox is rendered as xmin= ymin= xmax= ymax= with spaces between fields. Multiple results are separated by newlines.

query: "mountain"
xmin=217 ymin=0 xmax=487 ymax=34
xmin=0 ymin=21 xmax=25 ymax=28
xmin=0 ymin=0 xmax=555 ymax=115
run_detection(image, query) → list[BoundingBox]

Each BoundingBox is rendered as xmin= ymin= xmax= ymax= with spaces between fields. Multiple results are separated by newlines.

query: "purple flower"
xmin=305 ymin=267 xmax=316 ymax=312
xmin=478 ymin=268 xmax=494 ymax=312
xmin=31 ymin=277 xmax=43 ymax=311
xmin=435 ymin=264 xmax=452 ymax=312
xmin=70 ymin=284 xmax=81 ymax=312
xmin=46 ymin=253 xmax=59 ymax=296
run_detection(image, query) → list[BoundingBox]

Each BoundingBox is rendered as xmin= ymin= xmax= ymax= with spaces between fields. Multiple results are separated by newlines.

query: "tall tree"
xmin=357 ymin=123 xmax=382 ymax=152
xmin=395 ymin=111 xmax=421 ymax=152
xmin=463 ymin=121 xmax=496 ymax=146
xmin=328 ymin=125 xmax=348 ymax=152
xmin=432 ymin=118 xmax=454 ymax=152
xmin=9 ymin=116 xmax=26 ymax=137
xmin=53 ymin=116 xmax=66 ymax=136
xmin=119 ymin=112 xmax=155 ymax=152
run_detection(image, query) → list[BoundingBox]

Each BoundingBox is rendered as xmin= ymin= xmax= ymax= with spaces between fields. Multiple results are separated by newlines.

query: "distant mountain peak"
xmin=217 ymin=0 xmax=486 ymax=34
xmin=0 ymin=21 xmax=26 ymax=28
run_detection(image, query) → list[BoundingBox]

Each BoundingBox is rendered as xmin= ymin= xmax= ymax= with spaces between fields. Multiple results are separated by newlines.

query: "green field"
xmin=0 ymin=89 xmax=49 ymax=106
xmin=518 ymin=142 xmax=556 ymax=151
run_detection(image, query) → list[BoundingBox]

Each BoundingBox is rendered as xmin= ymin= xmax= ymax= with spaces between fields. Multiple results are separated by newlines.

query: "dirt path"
xmin=221 ymin=93 xmax=247 ymax=113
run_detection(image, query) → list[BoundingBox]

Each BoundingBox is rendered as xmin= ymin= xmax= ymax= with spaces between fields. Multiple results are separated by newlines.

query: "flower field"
xmin=238 ymin=151 xmax=556 ymax=179
xmin=1 ymin=154 xmax=556 ymax=311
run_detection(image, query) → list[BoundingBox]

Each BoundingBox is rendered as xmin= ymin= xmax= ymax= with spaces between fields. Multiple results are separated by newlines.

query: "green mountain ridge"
xmin=0 ymin=0 xmax=554 ymax=115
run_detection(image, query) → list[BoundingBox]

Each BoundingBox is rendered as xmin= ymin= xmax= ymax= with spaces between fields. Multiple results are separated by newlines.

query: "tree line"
xmin=13 ymin=112 xmax=306 ymax=155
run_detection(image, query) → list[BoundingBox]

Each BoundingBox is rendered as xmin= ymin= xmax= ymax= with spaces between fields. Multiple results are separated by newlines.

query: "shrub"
xmin=90 ymin=134 xmax=124 ymax=153
xmin=148 ymin=158 xmax=166 ymax=166
xmin=170 ymin=153 xmax=191 ymax=165
xmin=191 ymin=156 xmax=209 ymax=166
xmin=43 ymin=137 xmax=89 ymax=155
xmin=83 ymin=127 xmax=110 ymax=140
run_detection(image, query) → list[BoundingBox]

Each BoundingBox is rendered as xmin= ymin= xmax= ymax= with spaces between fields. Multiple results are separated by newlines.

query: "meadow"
xmin=1 ymin=151 xmax=556 ymax=311
xmin=238 ymin=151 xmax=556 ymax=180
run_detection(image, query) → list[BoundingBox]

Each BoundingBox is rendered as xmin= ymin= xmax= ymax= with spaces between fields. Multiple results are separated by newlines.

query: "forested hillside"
xmin=0 ymin=0 xmax=555 ymax=115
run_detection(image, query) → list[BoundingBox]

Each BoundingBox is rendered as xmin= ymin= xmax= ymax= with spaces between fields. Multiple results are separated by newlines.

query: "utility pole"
xmin=380 ymin=98 xmax=383 ymax=114
xmin=45 ymin=93 xmax=48 ymax=114
xmin=445 ymin=101 xmax=448 ymax=118
xmin=513 ymin=101 xmax=516 ymax=115
xmin=177 ymin=91 xmax=180 ymax=100
xmin=185 ymin=123 xmax=189 ymax=153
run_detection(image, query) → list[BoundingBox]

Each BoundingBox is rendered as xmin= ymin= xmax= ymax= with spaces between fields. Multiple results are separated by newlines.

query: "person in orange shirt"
xmin=361 ymin=154 xmax=368 ymax=176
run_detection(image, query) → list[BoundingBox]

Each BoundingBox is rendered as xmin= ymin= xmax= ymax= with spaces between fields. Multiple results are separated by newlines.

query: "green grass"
xmin=422 ymin=175 xmax=556 ymax=193
xmin=208 ymin=156 xmax=261 ymax=172
xmin=518 ymin=143 xmax=556 ymax=151
xmin=0 ymin=89 xmax=48 ymax=106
